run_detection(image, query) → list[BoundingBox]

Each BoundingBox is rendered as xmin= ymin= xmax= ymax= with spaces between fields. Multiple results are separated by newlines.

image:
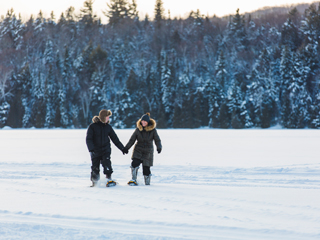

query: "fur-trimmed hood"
xmin=92 ymin=109 xmax=112 ymax=124
xmin=137 ymin=118 xmax=156 ymax=132
xmin=92 ymin=116 xmax=110 ymax=124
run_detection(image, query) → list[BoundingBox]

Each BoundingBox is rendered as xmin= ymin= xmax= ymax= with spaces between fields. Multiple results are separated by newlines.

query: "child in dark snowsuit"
xmin=86 ymin=109 xmax=125 ymax=186
xmin=122 ymin=113 xmax=162 ymax=185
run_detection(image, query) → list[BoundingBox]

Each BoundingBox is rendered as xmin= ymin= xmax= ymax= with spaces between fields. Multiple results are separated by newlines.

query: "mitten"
xmin=122 ymin=147 xmax=129 ymax=155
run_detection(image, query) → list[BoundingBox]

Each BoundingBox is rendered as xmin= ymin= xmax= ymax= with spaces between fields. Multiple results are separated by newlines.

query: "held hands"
xmin=122 ymin=147 xmax=129 ymax=155
xmin=157 ymin=148 xmax=162 ymax=154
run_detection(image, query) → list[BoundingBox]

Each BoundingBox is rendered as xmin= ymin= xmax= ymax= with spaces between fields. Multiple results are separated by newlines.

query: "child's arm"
xmin=109 ymin=126 xmax=125 ymax=151
xmin=153 ymin=129 xmax=162 ymax=153
xmin=125 ymin=129 xmax=138 ymax=150
xmin=86 ymin=125 xmax=95 ymax=152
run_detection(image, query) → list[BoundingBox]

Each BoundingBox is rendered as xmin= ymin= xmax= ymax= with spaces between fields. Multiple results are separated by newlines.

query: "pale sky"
xmin=0 ymin=0 xmax=317 ymax=23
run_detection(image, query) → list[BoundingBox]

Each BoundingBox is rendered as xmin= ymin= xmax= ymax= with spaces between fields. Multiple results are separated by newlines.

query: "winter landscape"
xmin=1 ymin=128 xmax=320 ymax=239
xmin=1 ymin=0 xmax=320 ymax=239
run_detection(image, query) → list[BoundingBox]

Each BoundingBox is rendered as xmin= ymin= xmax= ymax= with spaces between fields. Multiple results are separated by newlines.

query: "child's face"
xmin=141 ymin=120 xmax=148 ymax=127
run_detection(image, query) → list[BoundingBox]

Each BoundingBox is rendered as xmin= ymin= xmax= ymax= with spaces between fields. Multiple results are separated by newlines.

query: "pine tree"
xmin=161 ymin=51 xmax=175 ymax=127
xmin=191 ymin=87 xmax=205 ymax=128
xmin=57 ymin=46 xmax=74 ymax=128
xmin=287 ymin=53 xmax=312 ymax=128
xmin=300 ymin=43 xmax=318 ymax=95
xmin=44 ymin=40 xmax=54 ymax=65
xmin=44 ymin=66 xmax=56 ymax=128
xmin=0 ymin=101 xmax=10 ymax=127
xmin=310 ymin=90 xmax=320 ymax=128
xmin=104 ymin=0 xmax=131 ymax=26
xmin=215 ymin=50 xmax=229 ymax=92
xmin=172 ymin=68 xmax=191 ymax=128
xmin=80 ymin=0 xmax=97 ymax=26
xmin=228 ymin=81 xmax=252 ymax=129
xmin=0 ymin=10 xmax=23 ymax=50
xmin=301 ymin=4 xmax=320 ymax=45
xmin=148 ymin=70 xmax=162 ymax=123
xmin=19 ymin=64 xmax=33 ymax=128
xmin=281 ymin=18 xmax=301 ymax=51
xmin=154 ymin=0 xmax=165 ymax=29
xmin=279 ymin=46 xmax=293 ymax=127
xmin=0 ymin=67 xmax=11 ymax=128
xmin=260 ymin=87 xmax=277 ymax=128
xmin=219 ymin=100 xmax=231 ymax=129
xmin=128 ymin=0 xmax=139 ymax=20
xmin=58 ymin=85 xmax=68 ymax=128
xmin=208 ymin=81 xmax=224 ymax=128
xmin=89 ymin=71 xmax=105 ymax=117
xmin=247 ymin=49 xmax=271 ymax=127
xmin=33 ymin=10 xmax=46 ymax=36
xmin=32 ymin=76 xmax=46 ymax=128
xmin=228 ymin=9 xmax=248 ymax=50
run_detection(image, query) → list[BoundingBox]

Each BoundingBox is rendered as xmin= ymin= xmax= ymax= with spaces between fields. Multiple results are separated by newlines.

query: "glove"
xmin=122 ymin=147 xmax=128 ymax=155
xmin=157 ymin=148 xmax=162 ymax=154
xmin=90 ymin=151 xmax=95 ymax=158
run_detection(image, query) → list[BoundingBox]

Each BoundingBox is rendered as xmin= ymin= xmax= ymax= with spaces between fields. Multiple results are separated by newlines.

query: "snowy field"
xmin=0 ymin=128 xmax=320 ymax=240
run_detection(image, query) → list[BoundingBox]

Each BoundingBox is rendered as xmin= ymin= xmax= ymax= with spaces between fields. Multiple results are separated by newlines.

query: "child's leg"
xmin=142 ymin=166 xmax=151 ymax=176
xmin=131 ymin=158 xmax=142 ymax=168
xmin=91 ymin=156 xmax=101 ymax=182
xmin=130 ymin=158 xmax=142 ymax=180
xmin=101 ymin=153 xmax=113 ymax=179
xmin=142 ymin=166 xmax=151 ymax=185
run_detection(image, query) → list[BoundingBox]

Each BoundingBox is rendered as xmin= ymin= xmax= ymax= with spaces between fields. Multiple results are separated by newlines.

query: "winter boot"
xmin=144 ymin=175 xmax=151 ymax=185
xmin=106 ymin=174 xmax=116 ymax=187
xmin=106 ymin=173 xmax=112 ymax=180
xmin=130 ymin=166 xmax=139 ymax=181
xmin=128 ymin=166 xmax=139 ymax=186
xmin=90 ymin=171 xmax=100 ymax=187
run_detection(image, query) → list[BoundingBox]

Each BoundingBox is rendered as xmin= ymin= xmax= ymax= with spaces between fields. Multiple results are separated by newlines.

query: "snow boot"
xmin=144 ymin=175 xmax=151 ymax=185
xmin=90 ymin=181 xmax=98 ymax=187
xmin=130 ymin=166 xmax=139 ymax=181
xmin=90 ymin=172 xmax=100 ymax=187
xmin=106 ymin=174 xmax=116 ymax=187
xmin=128 ymin=166 xmax=139 ymax=186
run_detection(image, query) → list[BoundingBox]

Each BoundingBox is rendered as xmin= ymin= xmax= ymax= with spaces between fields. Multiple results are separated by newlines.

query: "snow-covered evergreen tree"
xmin=0 ymin=10 xmax=25 ymax=50
xmin=215 ymin=50 xmax=229 ymax=92
xmin=32 ymin=75 xmax=46 ymax=128
xmin=286 ymin=53 xmax=312 ymax=128
xmin=44 ymin=66 xmax=56 ymax=128
xmin=105 ymin=0 xmax=133 ymax=26
xmin=310 ymin=90 xmax=320 ymax=128
xmin=15 ymin=64 xmax=33 ymax=128
xmin=301 ymin=4 xmax=320 ymax=45
xmin=228 ymin=9 xmax=248 ymax=50
xmin=247 ymin=49 xmax=272 ymax=127
xmin=228 ymin=82 xmax=252 ymax=129
xmin=0 ymin=101 xmax=10 ymax=127
xmin=279 ymin=46 xmax=293 ymax=127
xmin=44 ymin=40 xmax=55 ymax=65
xmin=58 ymin=85 xmax=68 ymax=128
xmin=89 ymin=71 xmax=105 ymax=117
xmin=208 ymin=81 xmax=224 ymax=128
xmin=161 ymin=51 xmax=175 ymax=127
xmin=281 ymin=18 xmax=301 ymax=51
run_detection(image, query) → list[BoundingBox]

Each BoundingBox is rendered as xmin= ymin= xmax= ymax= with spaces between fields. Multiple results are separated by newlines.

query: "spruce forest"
xmin=1 ymin=0 xmax=320 ymax=129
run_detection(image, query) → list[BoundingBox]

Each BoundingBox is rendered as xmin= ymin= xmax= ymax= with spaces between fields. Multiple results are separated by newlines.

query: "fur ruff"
xmin=137 ymin=118 xmax=156 ymax=132
xmin=92 ymin=116 xmax=110 ymax=124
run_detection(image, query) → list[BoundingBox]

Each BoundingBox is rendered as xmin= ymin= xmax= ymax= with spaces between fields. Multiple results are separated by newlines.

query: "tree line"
xmin=0 ymin=0 xmax=320 ymax=129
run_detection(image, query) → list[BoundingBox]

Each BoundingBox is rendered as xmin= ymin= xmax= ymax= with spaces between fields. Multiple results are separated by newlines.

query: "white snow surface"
xmin=0 ymin=129 xmax=320 ymax=240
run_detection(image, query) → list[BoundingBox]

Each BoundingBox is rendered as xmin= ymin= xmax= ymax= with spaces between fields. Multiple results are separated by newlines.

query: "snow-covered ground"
xmin=0 ymin=129 xmax=320 ymax=240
